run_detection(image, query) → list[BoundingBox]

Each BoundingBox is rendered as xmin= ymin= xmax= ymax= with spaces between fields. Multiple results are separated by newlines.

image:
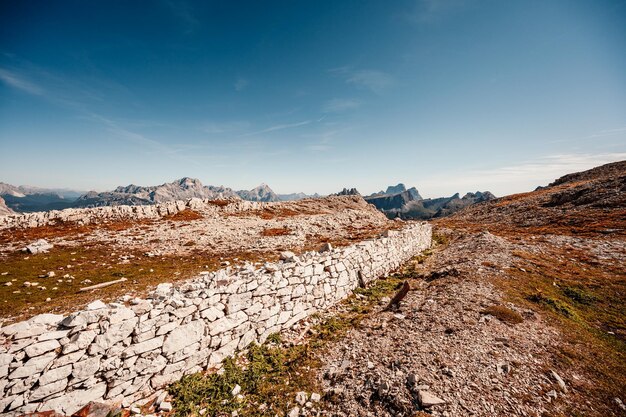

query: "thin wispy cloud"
xmin=0 ymin=62 xmax=133 ymax=110
xmin=0 ymin=61 xmax=204 ymax=165
xmin=303 ymin=127 xmax=351 ymax=153
xmin=240 ymin=120 xmax=312 ymax=137
xmin=409 ymin=0 xmax=470 ymax=23
xmin=323 ymin=98 xmax=362 ymax=113
xmin=0 ymin=68 xmax=44 ymax=96
xmin=586 ymin=127 xmax=626 ymax=139
xmin=415 ymin=152 xmax=626 ymax=197
xmin=202 ymin=120 xmax=251 ymax=135
xmin=234 ymin=78 xmax=249 ymax=92
xmin=550 ymin=126 xmax=626 ymax=143
xmin=329 ymin=67 xmax=394 ymax=94
xmin=83 ymin=112 xmax=201 ymax=164
xmin=162 ymin=0 xmax=198 ymax=33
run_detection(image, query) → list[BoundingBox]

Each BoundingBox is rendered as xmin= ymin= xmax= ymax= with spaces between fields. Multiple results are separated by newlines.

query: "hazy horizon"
xmin=2 ymin=154 xmax=625 ymax=200
xmin=1 ymin=1 xmax=625 ymax=197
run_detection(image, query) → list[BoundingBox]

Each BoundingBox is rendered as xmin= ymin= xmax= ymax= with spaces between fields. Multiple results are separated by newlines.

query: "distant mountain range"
xmin=0 ymin=182 xmax=83 ymax=212
xmin=362 ymin=183 xmax=496 ymax=220
xmin=0 ymin=178 xmax=319 ymax=212
xmin=0 ymin=178 xmax=494 ymax=218
xmin=74 ymin=177 xmax=241 ymax=207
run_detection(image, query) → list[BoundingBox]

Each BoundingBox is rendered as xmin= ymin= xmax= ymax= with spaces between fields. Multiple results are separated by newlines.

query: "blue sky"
xmin=0 ymin=0 xmax=625 ymax=197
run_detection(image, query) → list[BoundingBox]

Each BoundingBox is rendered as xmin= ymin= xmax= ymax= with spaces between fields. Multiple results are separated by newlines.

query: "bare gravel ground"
xmin=316 ymin=228 xmax=625 ymax=417
xmin=0 ymin=196 xmax=392 ymax=257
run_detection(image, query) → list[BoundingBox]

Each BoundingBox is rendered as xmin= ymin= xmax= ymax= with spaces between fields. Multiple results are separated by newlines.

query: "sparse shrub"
xmin=414 ymin=249 xmax=433 ymax=264
xmin=432 ymin=232 xmax=449 ymax=246
xmin=527 ymin=293 xmax=577 ymax=319
xmin=169 ymin=343 xmax=288 ymax=416
xmin=206 ymin=200 xmax=231 ymax=207
xmin=266 ymin=332 xmax=282 ymax=345
xmin=562 ymin=286 xmax=596 ymax=305
xmin=164 ymin=209 xmax=203 ymax=221
xmin=260 ymin=227 xmax=291 ymax=237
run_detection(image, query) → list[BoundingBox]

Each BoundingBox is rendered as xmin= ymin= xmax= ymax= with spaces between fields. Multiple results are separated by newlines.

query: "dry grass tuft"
xmin=482 ymin=305 xmax=524 ymax=324
xmin=164 ymin=209 xmax=203 ymax=221
xmin=205 ymin=199 xmax=232 ymax=207
xmin=0 ymin=219 xmax=155 ymax=245
xmin=260 ymin=227 xmax=292 ymax=237
xmin=0 ymin=246 xmax=275 ymax=323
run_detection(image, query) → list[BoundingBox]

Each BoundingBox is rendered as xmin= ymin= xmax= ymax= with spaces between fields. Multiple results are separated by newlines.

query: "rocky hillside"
xmin=415 ymin=160 xmax=626 ymax=416
xmin=443 ymin=160 xmax=626 ymax=235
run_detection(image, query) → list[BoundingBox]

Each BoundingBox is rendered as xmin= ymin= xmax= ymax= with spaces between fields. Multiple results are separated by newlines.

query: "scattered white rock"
xmin=295 ymin=391 xmax=308 ymax=405
xmin=418 ymin=390 xmax=446 ymax=407
xmin=550 ymin=370 xmax=567 ymax=393
xmin=86 ymin=300 xmax=107 ymax=310
xmin=280 ymin=251 xmax=297 ymax=262
xmin=25 ymin=239 xmax=54 ymax=254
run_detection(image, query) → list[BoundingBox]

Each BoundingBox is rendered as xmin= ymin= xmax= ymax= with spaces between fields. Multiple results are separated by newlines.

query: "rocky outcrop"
xmin=0 ymin=223 xmax=432 ymax=416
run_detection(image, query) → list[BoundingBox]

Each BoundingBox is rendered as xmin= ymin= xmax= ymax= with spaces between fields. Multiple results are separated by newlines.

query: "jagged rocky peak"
xmin=370 ymin=183 xmax=423 ymax=200
xmin=385 ymin=183 xmax=407 ymax=194
xmin=237 ymin=183 xmax=280 ymax=202
xmin=463 ymin=191 xmax=496 ymax=201
xmin=335 ymin=188 xmax=360 ymax=196
xmin=177 ymin=177 xmax=203 ymax=188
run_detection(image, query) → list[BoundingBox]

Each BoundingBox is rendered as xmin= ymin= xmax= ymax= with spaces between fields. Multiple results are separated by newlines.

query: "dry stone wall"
xmin=0 ymin=223 xmax=431 ymax=415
